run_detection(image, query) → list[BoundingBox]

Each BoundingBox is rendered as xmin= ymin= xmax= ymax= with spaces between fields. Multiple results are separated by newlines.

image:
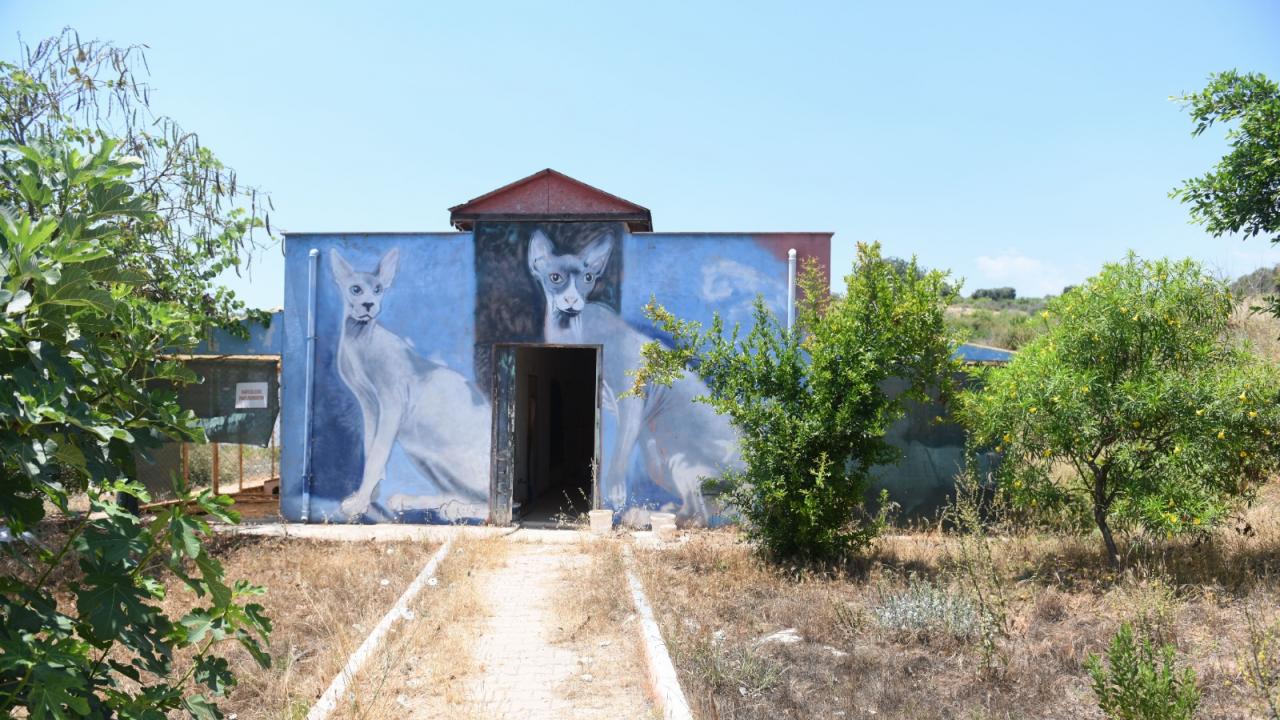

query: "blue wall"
xmin=280 ymin=226 xmax=829 ymax=525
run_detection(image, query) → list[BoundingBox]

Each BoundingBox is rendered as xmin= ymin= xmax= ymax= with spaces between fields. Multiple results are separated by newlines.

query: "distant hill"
xmin=1230 ymin=264 xmax=1280 ymax=298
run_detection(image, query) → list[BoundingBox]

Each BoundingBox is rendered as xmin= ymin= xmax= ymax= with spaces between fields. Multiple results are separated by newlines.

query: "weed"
xmin=682 ymin=636 xmax=784 ymax=699
xmin=872 ymin=576 xmax=982 ymax=643
xmin=832 ymin=600 xmax=865 ymax=641
xmin=1240 ymin=605 xmax=1280 ymax=719
xmin=1085 ymin=622 xmax=1200 ymax=720
xmin=944 ymin=470 xmax=1011 ymax=674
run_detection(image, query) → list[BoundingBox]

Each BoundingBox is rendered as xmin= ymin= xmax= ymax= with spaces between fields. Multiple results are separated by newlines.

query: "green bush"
xmin=959 ymin=254 xmax=1280 ymax=563
xmin=1086 ymin=623 xmax=1201 ymax=720
xmin=0 ymin=34 xmax=271 ymax=719
xmin=629 ymin=242 xmax=959 ymax=562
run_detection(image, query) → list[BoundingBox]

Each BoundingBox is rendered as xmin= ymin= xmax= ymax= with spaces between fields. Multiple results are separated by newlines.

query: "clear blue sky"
xmin=4 ymin=1 xmax=1279 ymax=309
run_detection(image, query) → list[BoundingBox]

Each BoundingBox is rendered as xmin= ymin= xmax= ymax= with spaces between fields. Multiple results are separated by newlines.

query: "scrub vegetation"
xmin=635 ymin=482 xmax=1280 ymax=719
xmin=4 ymin=23 xmax=1280 ymax=720
xmin=631 ymin=71 xmax=1280 ymax=719
xmin=631 ymin=242 xmax=959 ymax=562
xmin=0 ymin=32 xmax=275 ymax=720
xmin=960 ymin=254 xmax=1280 ymax=563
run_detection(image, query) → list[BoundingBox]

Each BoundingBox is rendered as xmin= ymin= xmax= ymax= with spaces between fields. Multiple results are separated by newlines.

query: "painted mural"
xmin=514 ymin=224 xmax=739 ymax=524
xmin=328 ymin=248 xmax=489 ymax=521
xmin=279 ymin=225 xmax=830 ymax=526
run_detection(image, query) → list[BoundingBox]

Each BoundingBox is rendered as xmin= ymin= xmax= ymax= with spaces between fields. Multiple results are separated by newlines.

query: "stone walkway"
xmin=466 ymin=542 xmax=654 ymax=719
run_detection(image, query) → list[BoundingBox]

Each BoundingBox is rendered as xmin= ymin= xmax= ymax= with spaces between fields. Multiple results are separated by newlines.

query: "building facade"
xmin=278 ymin=171 xmax=829 ymax=526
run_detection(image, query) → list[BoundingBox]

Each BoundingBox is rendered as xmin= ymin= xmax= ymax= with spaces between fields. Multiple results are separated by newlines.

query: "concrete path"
xmin=466 ymin=543 xmax=654 ymax=719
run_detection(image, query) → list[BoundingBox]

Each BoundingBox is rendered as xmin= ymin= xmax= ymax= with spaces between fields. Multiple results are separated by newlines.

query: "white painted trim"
xmin=305 ymin=537 xmax=453 ymax=720
xmin=623 ymin=546 xmax=694 ymax=720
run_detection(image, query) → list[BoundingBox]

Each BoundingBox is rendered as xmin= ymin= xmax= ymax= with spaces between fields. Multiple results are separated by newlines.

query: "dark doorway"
xmin=505 ymin=346 xmax=599 ymax=526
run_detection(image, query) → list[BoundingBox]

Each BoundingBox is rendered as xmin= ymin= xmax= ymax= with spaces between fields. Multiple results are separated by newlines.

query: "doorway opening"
xmin=509 ymin=346 xmax=599 ymax=526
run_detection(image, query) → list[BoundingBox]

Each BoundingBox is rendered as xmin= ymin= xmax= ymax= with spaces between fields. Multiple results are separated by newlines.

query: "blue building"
xmin=277 ymin=170 xmax=1008 ymax=527
xmin=279 ymin=170 xmax=829 ymax=527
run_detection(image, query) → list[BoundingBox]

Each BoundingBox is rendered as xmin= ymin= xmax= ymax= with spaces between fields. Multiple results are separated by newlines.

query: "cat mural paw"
xmin=339 ymin=492 xmax=373 ymax=518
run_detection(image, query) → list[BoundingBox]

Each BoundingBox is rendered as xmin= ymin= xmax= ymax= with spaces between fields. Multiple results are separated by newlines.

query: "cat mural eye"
xmin=549 ymin=272 xmax=564 ymax=284
xmin=584 ymin=273 xmax=594 ymax=283
xmin=373 ymin=284 xmax=383 ymax=295
xmin=350 ymin=285 xmax=363 ymax=296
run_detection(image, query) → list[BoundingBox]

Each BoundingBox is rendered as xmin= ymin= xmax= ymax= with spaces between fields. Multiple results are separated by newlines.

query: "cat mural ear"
xmin=376 ymin=247 xmax=400 ymax=287
xmin=582 ymin=232 xmax=614 ymax=277
xmin=330 ymin=249 xmax=354 ymax=285
xmin=528 ymin=230 xmax=554 ymax=275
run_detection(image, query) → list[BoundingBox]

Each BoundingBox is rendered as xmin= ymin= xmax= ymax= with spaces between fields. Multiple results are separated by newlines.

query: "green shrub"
xmin=0 ymin=34 xmax=271 ymax=719
xmin=629 ymin=242 xmax=959 ymax=562
xmin=959 ymin=254 xmax=1280 ymax=563
xmin=1085 ymin=623 xmax=1200 ymax=720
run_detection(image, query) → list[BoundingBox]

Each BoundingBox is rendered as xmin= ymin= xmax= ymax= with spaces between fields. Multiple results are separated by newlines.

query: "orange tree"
xmin=959 ymin=254 xmax=1280 ymax=563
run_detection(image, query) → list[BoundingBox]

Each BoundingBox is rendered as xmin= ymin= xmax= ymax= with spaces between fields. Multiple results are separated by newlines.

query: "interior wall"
xmin=512 ymin=346 xmax=597 ymax=511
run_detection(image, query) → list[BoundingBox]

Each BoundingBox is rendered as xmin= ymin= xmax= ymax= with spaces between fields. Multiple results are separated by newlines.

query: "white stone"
xmin=757 ymin=628 xmax=802 ymax=645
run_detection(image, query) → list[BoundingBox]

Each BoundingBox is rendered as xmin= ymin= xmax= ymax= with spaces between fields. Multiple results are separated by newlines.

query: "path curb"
xmin=623 ymin=545 xmax=694 ymax=720
xmin=305 ymin=536 xmax=454 ymax=720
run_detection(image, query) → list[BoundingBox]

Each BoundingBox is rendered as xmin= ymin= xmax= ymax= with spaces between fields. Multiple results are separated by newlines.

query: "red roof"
xmin=449 ymin=169 xmax=652 ymax=231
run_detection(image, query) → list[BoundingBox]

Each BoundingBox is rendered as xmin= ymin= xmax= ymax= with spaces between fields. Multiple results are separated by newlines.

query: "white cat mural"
xmin=527 ymin=230 xmax=739 ymax=524
xmin=329 ymin=248 xmax=489 ymax=520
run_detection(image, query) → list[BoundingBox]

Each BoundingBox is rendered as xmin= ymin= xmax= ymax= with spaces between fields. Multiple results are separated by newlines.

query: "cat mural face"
xmin=527 ymin=230 xmax=612 ymax=317
xmin=329 ymin=248 xmax=399 ymax=323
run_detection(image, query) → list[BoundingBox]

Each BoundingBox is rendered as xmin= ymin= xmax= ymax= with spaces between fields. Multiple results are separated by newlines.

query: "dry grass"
xmin=634 ymin=486 xmax=1280 ymax=719
xmin=330 ymin=536 xmax=508 ymax=720
xmin=549 ymin=540 xmax=656 ymax=716
xmin=159 ymin=535 xmax=442 ymax=720
xmin=1230 ymin=294 xmax=1280 ymax=363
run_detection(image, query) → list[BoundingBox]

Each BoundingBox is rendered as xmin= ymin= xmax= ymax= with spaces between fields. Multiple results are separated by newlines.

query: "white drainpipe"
xmin=786 ymin=248 xmax=797 ymax=332
xmin=300 ymin=248 xmax=319 ymax=522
